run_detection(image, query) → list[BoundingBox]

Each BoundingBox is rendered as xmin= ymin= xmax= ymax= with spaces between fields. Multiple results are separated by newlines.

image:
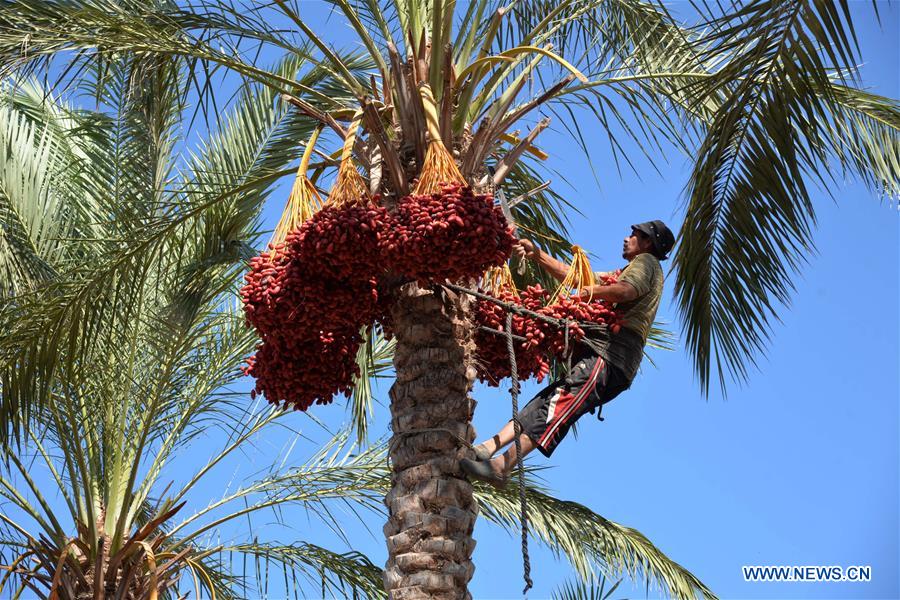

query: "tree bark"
xmin=384 ymin=283 xmax=479 ymax=600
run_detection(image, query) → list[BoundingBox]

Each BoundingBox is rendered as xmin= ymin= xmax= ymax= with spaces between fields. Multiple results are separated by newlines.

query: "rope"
xmin=443 ymin=283 xmax=568 ymax=329
xmin=387 ymin=427 xmax=475 ymax=453
xmin=443 ymin=282 xmax=612 ymax=336
xmin=506 ymin=312 xmax=533 ymax=595
xmin=479 ymin=325 xmax=528 ymax=343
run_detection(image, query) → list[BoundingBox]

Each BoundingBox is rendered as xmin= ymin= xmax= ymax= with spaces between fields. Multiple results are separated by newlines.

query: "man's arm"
xmin=581 ymin=253 xmax=655 ymax=303
xmin=515 ymin=239 xmax=569 ymax=282
xmin=577 ymin=282 xmax=638 ymax=303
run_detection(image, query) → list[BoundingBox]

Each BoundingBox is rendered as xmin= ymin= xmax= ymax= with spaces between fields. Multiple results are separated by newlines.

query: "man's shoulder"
xmin=625 ymin=252 xmax=663 ymax=275
xmin=635 ymin=251 xmax=661 ymax=267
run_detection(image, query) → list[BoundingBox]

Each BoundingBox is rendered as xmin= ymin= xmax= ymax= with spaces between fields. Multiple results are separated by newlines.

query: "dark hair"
xmin=632 ymin=229 xmax=656 ymax=253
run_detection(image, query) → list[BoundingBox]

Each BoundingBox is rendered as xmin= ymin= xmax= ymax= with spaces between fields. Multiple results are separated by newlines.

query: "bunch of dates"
xmin=241 ymin=328 xmax=363 ymax=412
xmin=473 ymin=285 xmax=550 ymax=386
xmin=293 ymin=203 xmax=389 ymax=278
xmin=239 ymin=199 xmax=386 ymax=411
xmin=240 ymin=185 xmax=516 ymax=409
xmin=379 ymin=184 xmax=515 ymax=282
xmin=473 ymin=280 xmax=628 ymax=385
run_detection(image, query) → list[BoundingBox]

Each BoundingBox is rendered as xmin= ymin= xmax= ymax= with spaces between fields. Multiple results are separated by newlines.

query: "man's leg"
xmin=462 ymin=353 xmax=611 ymax=487
xmin=474 ymin=419 xmax=518 ymax=457
xmin=464 ymin=376 xmax=564 ymax=484
xmin=493 ymin=431 xmax=536 ymax=477
xmin=463 ymin=430 xmax=536 ymax=484
xmin=471 ymin=423 xmax=537 ymax=476
xmin=473 ymin=373 xmax=566 ymax=458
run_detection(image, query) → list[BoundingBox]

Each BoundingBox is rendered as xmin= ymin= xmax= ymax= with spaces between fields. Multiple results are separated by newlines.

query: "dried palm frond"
xmin=481 ymin=264 xmax=520 ymax=299
xmin=326 ymin=110 xmax=370 ymax=207
xmin=414 ymin=83 xmax=464 ymax=195
xmin=271 ymin=125 xmax=324 ymax=245
xmin=549 ymin=246 xmax=596 ymax=304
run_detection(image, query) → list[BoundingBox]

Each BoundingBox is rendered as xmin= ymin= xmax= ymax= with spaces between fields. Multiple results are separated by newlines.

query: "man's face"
xmin=622 ymin=229 xmax=652 ymax=260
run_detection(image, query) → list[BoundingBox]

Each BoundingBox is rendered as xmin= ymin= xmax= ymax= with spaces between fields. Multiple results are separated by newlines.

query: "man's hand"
xmin=513 ymin=238 xmax=539 ymax=261
xmin=515 ymin=239 xmax=571 ymax=282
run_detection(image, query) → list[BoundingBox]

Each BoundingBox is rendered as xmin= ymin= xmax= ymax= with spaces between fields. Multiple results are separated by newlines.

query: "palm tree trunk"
xmin=383 ymin=283 xmax=479 ymax=600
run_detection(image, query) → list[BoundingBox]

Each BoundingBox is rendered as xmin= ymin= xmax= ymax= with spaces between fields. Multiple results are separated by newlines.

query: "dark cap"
xmin=632 ymin=220 xmax=675 ymax=260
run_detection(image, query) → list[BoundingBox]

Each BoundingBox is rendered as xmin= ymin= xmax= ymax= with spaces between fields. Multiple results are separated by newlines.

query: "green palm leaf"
xmin=349 ymin=326 xmax=396 ymax=444
xmin=472 ymin=474 xmax=717 ymax=600
xmin=202 ymin=542 xmax=386 ymax=599
xmin=553 ymin=575 xmax=623 ymax=600
xmin=0 ymin=102 xmax=69 ymax=293
xmin=673 ymin=0 xmax=900 ymax=394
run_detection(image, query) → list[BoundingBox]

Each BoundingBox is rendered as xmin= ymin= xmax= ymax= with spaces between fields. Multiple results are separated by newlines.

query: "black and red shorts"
xmin=517 ymin=352 xmax=629 ymax=457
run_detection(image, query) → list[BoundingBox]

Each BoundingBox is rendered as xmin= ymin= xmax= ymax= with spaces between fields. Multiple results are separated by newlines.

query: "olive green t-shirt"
xmin=587 ymin=253 xmax=664 ymax=381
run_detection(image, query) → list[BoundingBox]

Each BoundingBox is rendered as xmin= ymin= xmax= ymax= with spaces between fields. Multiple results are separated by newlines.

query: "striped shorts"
xmin=517 ymin=353 xmax=629 ymax=457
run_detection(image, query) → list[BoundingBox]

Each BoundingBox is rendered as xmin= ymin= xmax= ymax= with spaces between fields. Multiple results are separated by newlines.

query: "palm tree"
xmin=0 ymin=0 xmax=897 ymax=598
xmin=0 ymin=46 xmax=713 ymax=600
xmin=0 ymin=66 xmax=390 ymax=598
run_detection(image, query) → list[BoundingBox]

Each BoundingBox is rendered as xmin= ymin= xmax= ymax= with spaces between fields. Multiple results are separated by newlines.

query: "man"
xmin=460 ymin=220 xmax=676 ymax=487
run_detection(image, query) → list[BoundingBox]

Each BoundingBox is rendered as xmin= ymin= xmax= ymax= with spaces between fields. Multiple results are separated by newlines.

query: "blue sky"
xmin=4 ymin=2 xmax=897 ymax=599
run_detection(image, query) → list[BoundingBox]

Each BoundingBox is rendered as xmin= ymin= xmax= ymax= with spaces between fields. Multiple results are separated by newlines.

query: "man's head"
xmin=621 ymin=220 xmax=675 ymax=261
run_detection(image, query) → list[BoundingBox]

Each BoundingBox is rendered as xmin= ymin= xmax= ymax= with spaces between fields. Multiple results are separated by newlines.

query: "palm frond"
xmin=474 ymin=476 xmax=717 ymax=600
xmin=0 ymin=75 xmax=122 ymax=296
xmin=349 ymin=327 xmax=396 ymax=444
xmin=646 ymin=321 xmax=676 ymax=353
xmin=673 ymin=0 xmax=898 ymax=394
xmin=0 ymin=102 xmax=69 ymax=293
xmin=0 ymin=78 xmax=111 ymax=240
xmin=816 ymin=83 xmax=900 ymax=197
xmin=0 ymin=0 xmax=347 ymax=115
xmin=207 ymin=542 xmax=386 ymax=599
xmin=553 ymin=575 xmax=623 ymax=600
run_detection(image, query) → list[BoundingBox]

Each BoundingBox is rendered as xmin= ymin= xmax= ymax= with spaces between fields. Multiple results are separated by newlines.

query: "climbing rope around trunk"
xmin=506 ymin=312 xmax=533 ymax=595
xmin=442 ymin=282 xmax=608 ymax=338
xmin=446 ymin=280 xmax=597 ymax=596
xmin=413 ymin=282 xmax=597 ymax=596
